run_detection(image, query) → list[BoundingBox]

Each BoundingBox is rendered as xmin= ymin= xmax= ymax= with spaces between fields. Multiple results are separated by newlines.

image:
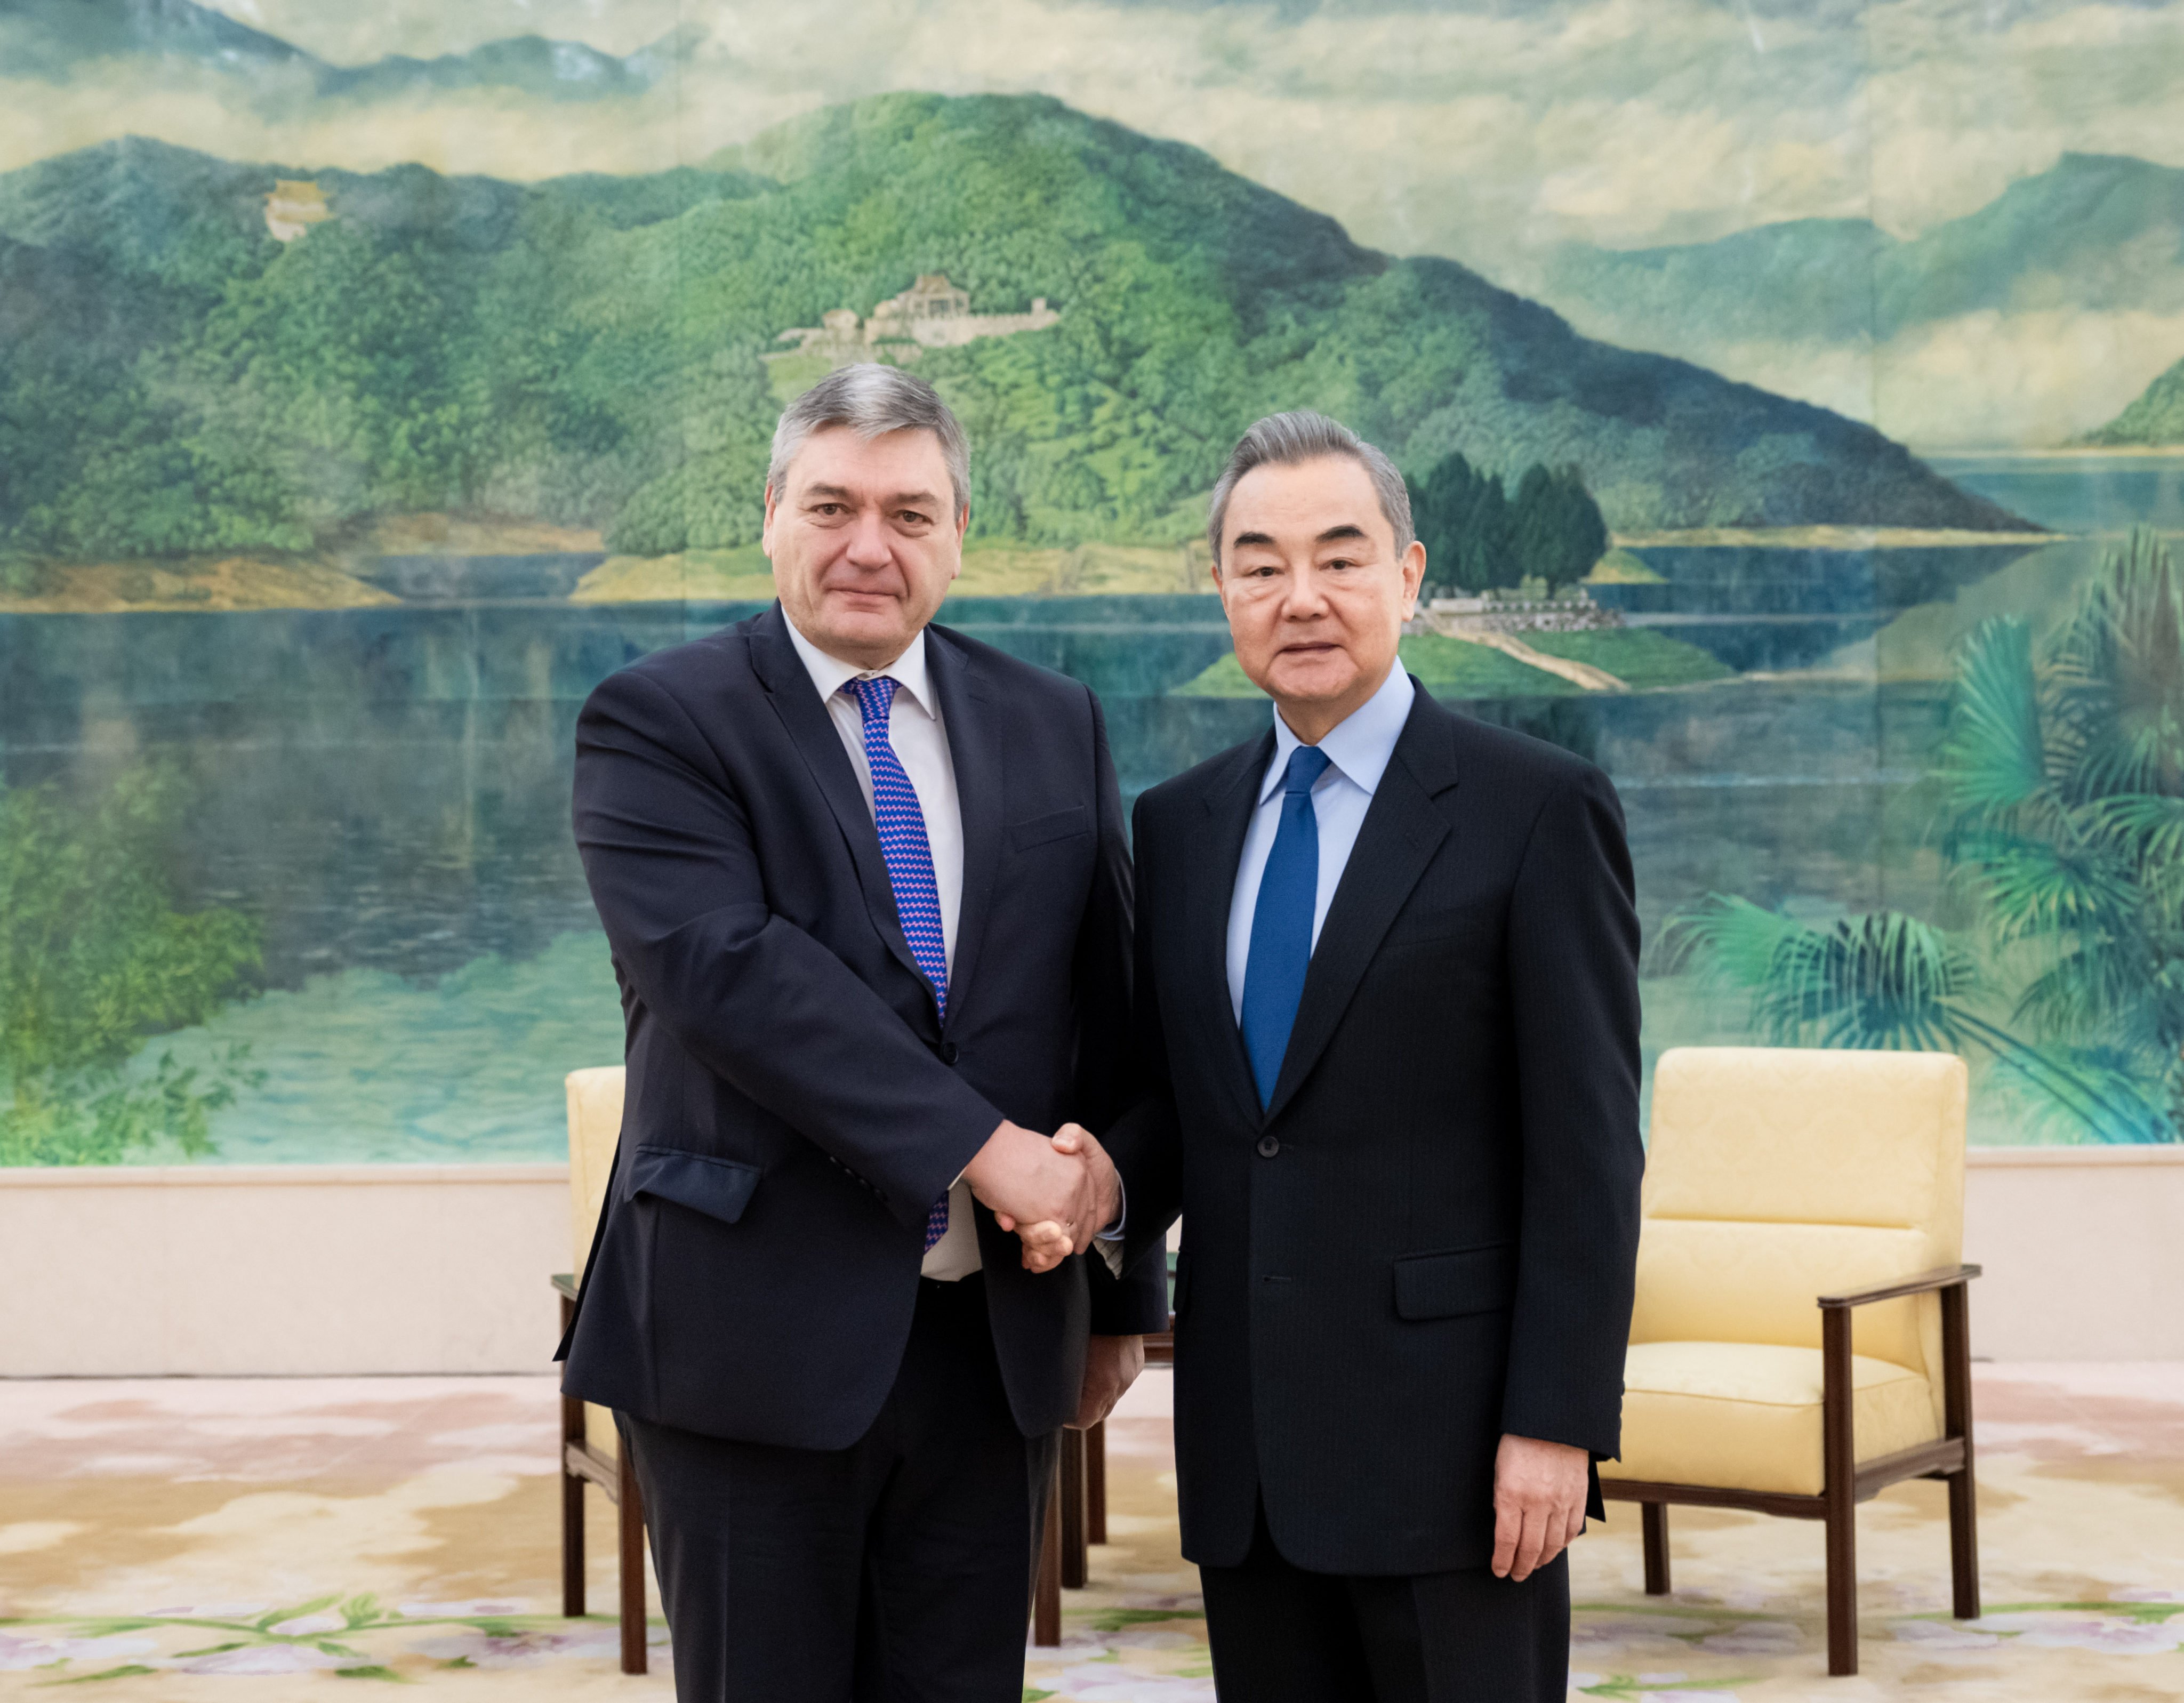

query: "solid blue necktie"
xmin=1240 ymin=745 xmax=1332 ymax=1107
xmin=845 ymin=677 xmax=952 ymax=1252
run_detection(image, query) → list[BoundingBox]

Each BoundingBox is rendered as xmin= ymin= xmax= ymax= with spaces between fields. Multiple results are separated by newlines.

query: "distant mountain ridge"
xmin=0 ymin=93 xmax=2027 ymax=561
xmin=1529 ymin=152 xmax=2184 ymax=347
xmin=0 ymin=135 xmax=768 ymax=262
xmin=0 ymin=0 xmax=684 ymax=101
xmin=2082 ymin=356 xmax=2184 ymax=446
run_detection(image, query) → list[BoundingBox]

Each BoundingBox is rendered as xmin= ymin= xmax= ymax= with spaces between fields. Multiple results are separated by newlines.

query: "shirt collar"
xmin=1259 ymin=661 xmax=1417 ymax=805
xmin=783 ymin=613 xmax=938 ymax=721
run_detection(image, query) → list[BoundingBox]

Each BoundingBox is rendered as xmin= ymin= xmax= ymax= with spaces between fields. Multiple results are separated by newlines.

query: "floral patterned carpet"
xmin=1 ymin=1364 xmax=2180 ymax=1699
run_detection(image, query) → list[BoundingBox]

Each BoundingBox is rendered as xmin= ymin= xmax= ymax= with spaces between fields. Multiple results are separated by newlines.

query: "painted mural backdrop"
xmin=2 ymin=0 xmax=2181 ymax=1165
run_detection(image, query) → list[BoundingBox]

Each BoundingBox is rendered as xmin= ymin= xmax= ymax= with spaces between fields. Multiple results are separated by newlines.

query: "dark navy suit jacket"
xmin=559 ymin=602 xmax=1167 ymax=1447
xmin=1105 ymin=685 xmax=1644 ymax=1575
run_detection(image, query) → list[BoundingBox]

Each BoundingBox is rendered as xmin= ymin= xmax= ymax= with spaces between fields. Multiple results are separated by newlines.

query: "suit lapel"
xmin=1264 ymin=690 xmax=1463 ymax=1122
xmin=1186 ymin=727 xmax=1277 ymax=1129
xmin=747 ymin=603 xmax=932 ymax=1009
xmin=925 ymin=626 xmax=1000 ymax=1034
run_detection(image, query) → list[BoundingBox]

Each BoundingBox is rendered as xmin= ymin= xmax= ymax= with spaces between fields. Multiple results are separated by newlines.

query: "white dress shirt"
xmin=1226 ymin=661 xmax=1417 ymax=1021
xmin=783 ymin=616 xmax=981 ymax=1281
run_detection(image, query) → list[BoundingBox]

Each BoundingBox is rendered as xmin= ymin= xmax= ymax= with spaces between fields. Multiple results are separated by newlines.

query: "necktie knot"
xmin=845 ymin=675 xmax=900 ymax=727
xmin=1283 ymin=745 xmax=1332 ymax=797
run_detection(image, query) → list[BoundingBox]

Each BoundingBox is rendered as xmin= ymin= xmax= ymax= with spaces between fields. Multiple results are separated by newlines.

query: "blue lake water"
xmin=15 ymin=447 xmax=2181 ymax=1163
xmin=1924 ymin=452 xmax=2184 ymax=535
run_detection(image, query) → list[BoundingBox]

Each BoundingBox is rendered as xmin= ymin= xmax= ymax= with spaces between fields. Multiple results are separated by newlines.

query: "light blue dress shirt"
xmin=1225 ymin=662 xmax=1417 ymax=1023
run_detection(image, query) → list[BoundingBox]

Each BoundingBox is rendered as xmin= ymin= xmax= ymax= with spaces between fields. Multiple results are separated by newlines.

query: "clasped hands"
xmin=961 ymin=1119 xmax=1116 ymax=1273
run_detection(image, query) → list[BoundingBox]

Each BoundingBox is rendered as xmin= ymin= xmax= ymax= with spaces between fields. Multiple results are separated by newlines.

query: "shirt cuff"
xmin=1096 ymin=1175 xmax=1126 ymax=1241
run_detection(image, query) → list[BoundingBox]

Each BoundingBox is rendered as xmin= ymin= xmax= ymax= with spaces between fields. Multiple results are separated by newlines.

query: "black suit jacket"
xmin=559 ymin=602 xmax=1168 ymax=1448
xmin=1105 ymin=682 xmax=1643 ymax=1576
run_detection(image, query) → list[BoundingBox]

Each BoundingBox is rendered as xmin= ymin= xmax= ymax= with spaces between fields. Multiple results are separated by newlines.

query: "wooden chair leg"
xmin=1946 ymin=1467 xmax=1980 ymax=1623
xmin=560 ymin=1425 xmax=585 ymax=1618
xmin=1641 ymin=1501 xmax=1671 ymax=1596
xmin=617 ymin=1445 xmax=648 ymax=1676
xmin=1033 ymin=1452 xmax=1063 ymax=1646
xmin=1060 ymin=1427 xmax=1088 ymax=1589
xmin=1942 ymin=1282 xmax=1981 ymax=1621
xmin=558 ymin=1298 xmax=584 ymax=1619
xmin=1087 ymin=1420 xmax=1107 ymax=1546
xmin=1822 ymin=1307 xmax=1859 ymax=1676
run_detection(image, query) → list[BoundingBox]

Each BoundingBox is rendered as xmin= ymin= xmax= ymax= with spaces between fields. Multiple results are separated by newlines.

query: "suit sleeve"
xmin=1071 ymin=689 xmax=1172 ymax=1336
xmin=573 ymin=664 xmax=1005 ymax=1228
xmin=1499 ymin=763 xmax=1644 ymax=1460
xmin=1096 ymin=790 xmax=1186 ymax=1286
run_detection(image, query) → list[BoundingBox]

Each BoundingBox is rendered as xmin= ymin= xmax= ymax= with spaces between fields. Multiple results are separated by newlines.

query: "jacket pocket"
xmin=1392 ymin=1242 xmax=1517 ymax=1320
xmin=1008 ymin=805 xmax=1088 ymax=850
xmin=629 ymin=1145 xmax=761 ymax=1226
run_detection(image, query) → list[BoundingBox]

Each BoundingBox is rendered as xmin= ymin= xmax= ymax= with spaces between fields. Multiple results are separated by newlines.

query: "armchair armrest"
xmin=1817 ymin=1263 xmax=1980 ymax=1311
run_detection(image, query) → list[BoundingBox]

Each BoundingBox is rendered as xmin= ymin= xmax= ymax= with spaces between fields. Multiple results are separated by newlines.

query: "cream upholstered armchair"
xmin=553 ymin=1066 xmax=647 ymax=1675
xmin=1602 ymin=1047 xmax=1981 ymax=1677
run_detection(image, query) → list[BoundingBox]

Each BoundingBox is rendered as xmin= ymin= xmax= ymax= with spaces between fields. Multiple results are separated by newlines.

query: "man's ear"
xmin=761 ymin=482 xmax=779 ymax=560
xmin=1399 ymin=538 xmax=1427 ymax=616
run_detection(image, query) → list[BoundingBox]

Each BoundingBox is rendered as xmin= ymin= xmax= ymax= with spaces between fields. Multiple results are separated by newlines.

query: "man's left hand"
xmin=1071 ymin=1334 xmax=1144 ymax=1431
xmin=1490 ymin=1434 xmax=1588 ymax=1581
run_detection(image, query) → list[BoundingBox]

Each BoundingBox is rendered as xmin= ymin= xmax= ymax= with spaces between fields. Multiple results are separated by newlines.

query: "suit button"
xmin=938 ymin=1042 xmax=959 ymax=1065
xmin=1257 ymin=1136 xmax=1280 ymax=1159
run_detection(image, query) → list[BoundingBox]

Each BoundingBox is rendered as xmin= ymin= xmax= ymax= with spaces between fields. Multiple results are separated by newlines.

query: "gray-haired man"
xmin=559 ymin=364 xmax=1166 ymax=1700
xmin=1043 ymin=411 xmax=1643 ymax=1700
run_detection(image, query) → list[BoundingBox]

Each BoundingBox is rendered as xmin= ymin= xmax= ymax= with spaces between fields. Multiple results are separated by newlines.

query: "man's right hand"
xmin=962 ymin=1120 xmax=1102 ymax=1272
xmin=1004 ymin=1123 xmax=1123 ymax=1275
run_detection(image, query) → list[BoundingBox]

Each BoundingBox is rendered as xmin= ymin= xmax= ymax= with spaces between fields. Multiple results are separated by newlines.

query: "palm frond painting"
xmin=1664 ymin=530 xmax=2184 ymax=1143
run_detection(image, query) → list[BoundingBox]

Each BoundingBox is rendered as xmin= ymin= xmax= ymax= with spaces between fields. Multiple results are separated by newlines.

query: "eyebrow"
xmin=1231 ymin=523 xmax=1372 ymax=548
xmin=801 ymin=483 xmax=942 ymax=511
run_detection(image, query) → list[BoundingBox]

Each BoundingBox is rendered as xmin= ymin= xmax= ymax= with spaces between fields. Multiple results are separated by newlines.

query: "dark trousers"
xmin=1198 ymin=1501 xmax=1569 ymax=1703
xmin=618 ymin=1273 xmax=1057 ymax=1703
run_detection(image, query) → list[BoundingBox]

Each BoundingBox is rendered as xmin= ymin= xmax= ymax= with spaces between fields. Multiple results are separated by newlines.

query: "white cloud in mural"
xmin=1 ymin=0 xmax=2170 ymax=266
xmin=1637 ymin=309 xmax=2184 ymax=448
xmin=1864 ymin=0 xmax=2184 ymax=232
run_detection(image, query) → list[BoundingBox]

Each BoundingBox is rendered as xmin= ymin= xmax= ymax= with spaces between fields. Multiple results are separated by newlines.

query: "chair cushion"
xmin=1604 ymin=1340 xmax=1942 ymax=1497
xmin=1647 ymin=1048 xmax=1965 ymax=1233
xmin=566 ymin=1065 xmax=628 ymax=1273
xmin=1631 ymin=1218 xmax=1933 ymax=1370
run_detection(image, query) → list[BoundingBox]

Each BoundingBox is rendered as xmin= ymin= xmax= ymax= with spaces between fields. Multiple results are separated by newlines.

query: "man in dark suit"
xmin=558 ymin=365 xmax=1167 ymax=1701
xmin=1053 ymin=411 xmax=1643 ymax=1700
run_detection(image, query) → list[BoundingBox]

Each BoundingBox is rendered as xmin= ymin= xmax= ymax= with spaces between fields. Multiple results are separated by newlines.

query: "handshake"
xmin=961 ymin=1119 xmax=1118 ymax=1274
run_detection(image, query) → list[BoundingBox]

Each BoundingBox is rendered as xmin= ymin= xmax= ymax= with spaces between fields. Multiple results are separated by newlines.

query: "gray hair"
xmin=768 ymin=364 xmax=970 ymax=519
xmin=1207 ymin=410 xmax=1414 ymax=561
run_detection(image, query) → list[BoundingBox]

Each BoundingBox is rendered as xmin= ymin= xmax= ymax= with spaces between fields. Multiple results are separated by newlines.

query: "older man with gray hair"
xmin=1048 ymin=409 xmax=1644 ymax=1700
xmin=558 ymin=363 xmax=1166 ymax=1701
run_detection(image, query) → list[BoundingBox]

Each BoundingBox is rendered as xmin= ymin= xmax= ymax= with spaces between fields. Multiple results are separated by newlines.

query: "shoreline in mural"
xmin=3 ymin=3 xmax=2182 ymax=1164
xmin=8 ymin=528 xmax=2176 ymax=1163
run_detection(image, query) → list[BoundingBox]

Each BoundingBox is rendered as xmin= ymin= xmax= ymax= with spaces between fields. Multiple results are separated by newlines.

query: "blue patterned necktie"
xmin=845 ymin=676 xmax=953 ymax=1252
xmin=1240 ymin=745 xmax=1332 ymax=1107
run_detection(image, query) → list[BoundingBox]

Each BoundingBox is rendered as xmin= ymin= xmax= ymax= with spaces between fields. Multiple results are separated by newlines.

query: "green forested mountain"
xmin=1530 ymin=152 xmax=2184 ymax=349
xmin=2083 ymin=356 xmax=2184 ymax=446
xmin=0 ymin=93 xmax=2020 ymax=561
